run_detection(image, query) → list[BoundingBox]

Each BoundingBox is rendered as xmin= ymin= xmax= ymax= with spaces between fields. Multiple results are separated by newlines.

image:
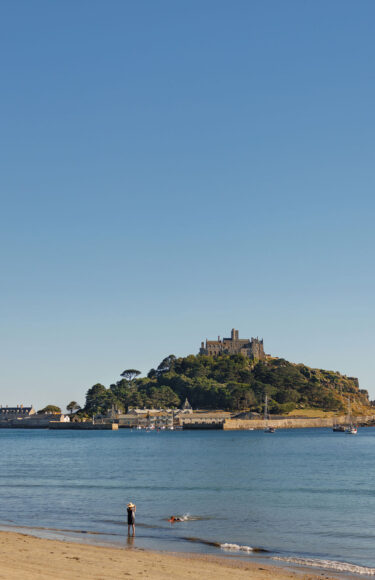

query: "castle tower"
xmin=231 ymin=329 xmax=239 ymax=341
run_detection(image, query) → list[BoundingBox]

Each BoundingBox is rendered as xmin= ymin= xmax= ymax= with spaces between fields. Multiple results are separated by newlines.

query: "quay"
xmin=48 ymin=422 xmax=118 ymax=430
xmin=0 ymin=420 xmax=119 ymax=430
xmin=181 ymin=413 xmax=375 ymax=430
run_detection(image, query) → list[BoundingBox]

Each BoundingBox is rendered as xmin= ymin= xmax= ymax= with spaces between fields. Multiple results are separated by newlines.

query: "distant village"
xmin=0 ymin=399 xmax=231 ymax=430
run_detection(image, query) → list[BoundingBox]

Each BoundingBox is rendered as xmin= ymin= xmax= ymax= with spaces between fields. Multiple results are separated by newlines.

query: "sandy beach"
xmin=0 ymin=531 xmax=341 ymax=580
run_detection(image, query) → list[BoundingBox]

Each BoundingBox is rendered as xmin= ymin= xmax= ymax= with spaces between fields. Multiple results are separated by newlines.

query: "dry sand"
xmin=0 ymin=530 xmax=342 ymax=580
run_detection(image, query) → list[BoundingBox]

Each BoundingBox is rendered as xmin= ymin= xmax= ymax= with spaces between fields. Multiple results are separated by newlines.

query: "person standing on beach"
xmin=127 ymin=502 xmax=136 ymax=536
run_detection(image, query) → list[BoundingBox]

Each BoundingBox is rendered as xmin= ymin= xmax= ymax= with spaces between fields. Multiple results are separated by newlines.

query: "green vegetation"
xmin=66 ymin=401 xmax=81 ymax=415
xmin=76 ymin=354 xmax=369 ymax=417
xmin=38 ymin=405 xmax=62 ymax=414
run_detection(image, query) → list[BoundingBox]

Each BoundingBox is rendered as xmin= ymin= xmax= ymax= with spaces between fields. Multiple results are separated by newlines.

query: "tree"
xmin=120 ymin=369 xmax=141 ymax=382
xmin=84 ymin=384 xmax=111 ymax=415
xmin=38 ymin=405 xmax=61 ymax=414
xmin=66 ymin=401 xmax=81 ymax=415
xmin=148 ymin=386 xmax=180 ymax=409
xmin=227 ymin=384 xmax=256 ymax=411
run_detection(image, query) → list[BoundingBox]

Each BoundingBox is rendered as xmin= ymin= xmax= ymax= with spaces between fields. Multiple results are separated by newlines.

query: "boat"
xmin=264 ymin=394 xmax=275 ymax=433
xmin=345 ymin=397 xmax=358 ymax=435
xmin=332 ymin=416 xmax=346 ymax=432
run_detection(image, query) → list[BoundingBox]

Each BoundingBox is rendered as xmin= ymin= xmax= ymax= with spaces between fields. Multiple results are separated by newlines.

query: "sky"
xmin=1 ymin=0 xmax=374 ymax=411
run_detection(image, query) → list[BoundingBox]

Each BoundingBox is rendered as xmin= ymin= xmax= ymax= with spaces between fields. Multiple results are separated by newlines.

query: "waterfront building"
xmin=0 ymin=405 xmax=35 ymax=419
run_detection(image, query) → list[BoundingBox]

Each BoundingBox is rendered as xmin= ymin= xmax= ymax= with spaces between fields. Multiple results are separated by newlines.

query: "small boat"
xmin=345 ymin=397 xmax=358 ymax=435
xmin=264 ymin=395 xmax=276 ymax=433
xmin=332 ymin=425 xmax=346 ymax=432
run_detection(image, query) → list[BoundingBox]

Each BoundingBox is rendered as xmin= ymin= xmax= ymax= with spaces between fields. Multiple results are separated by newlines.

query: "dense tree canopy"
xmin=80 ymin=354 xmax=368 ymax=417
xmin=38 ymin=405 xmax=61 ymax=414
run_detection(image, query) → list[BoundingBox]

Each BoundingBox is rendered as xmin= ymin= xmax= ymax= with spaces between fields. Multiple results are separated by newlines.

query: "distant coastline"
xmin=2 ymin=329 xmax=372 ymax=428
xmin=1 ymin=412 xmax=375 ymax=430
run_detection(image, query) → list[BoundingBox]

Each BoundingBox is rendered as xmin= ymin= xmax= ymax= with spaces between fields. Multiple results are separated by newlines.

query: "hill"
xmin=81 ymin=354 xmax=370 ymax=416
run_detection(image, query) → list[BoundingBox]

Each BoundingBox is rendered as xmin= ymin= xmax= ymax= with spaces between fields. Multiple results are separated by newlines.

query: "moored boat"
xmin=345 ymin=397 xmax=358 ymax=435
xmin=264 ymin=395 xmax=276 ymax=433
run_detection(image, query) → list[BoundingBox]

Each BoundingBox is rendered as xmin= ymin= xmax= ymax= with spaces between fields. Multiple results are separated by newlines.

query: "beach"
xmin=0 ymin=531 xmax=339 ymax=580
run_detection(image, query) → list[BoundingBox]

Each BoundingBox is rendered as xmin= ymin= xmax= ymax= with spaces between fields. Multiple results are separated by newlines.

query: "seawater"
xmin=1 ymin=428 xmax=375 ymax=575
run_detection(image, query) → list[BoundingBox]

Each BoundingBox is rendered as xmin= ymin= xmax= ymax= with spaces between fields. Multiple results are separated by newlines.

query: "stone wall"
xmin=224 ymin=415 xmax=375 ymax=430
xmin=249 ymin=338 xmax=265 ymax=360
xmin=49 ymin=422 xmax=118 ymax=430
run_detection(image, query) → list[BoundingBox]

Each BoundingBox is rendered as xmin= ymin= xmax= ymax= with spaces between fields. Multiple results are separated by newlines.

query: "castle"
xmin=199 ymin=328 xmax=266 ymax=360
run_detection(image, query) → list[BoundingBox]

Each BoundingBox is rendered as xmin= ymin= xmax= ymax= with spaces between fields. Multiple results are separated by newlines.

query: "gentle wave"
xmin=273 ymin=556 xmax=375 ymax=575
xmin=220 ymin=542 xmax=254 ymax=553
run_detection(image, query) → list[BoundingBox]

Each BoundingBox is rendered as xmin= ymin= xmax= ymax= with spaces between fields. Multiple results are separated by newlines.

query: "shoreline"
xmin=0 ymin=529 xmax=344 ymax=580
xmin=0 ymin=521 xmax=373 ymax=579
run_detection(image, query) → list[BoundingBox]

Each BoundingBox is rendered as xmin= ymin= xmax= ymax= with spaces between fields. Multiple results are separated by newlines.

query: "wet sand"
xmin=0 ymin=530 xmax=340 ymax=579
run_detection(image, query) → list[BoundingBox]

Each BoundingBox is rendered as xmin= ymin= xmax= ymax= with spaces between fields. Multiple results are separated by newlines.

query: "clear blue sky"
xmin=1 ymin=0 xmax=374 ymax=411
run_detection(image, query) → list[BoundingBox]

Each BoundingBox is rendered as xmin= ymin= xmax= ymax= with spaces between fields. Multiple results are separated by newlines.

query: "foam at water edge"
xmin=220 ymin=543 xmax=253 ymax=552
xmin=273 ymin=556 xmax=375 ymax=575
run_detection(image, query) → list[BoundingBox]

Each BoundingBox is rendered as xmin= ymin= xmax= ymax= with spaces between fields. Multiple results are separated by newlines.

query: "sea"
xmin=1 ymin=427 xmax=375 ymax=577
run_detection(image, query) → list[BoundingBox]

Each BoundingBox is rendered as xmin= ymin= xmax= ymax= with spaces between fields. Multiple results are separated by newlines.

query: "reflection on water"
xmin=126 ymin=535 xmax=135 ymax=547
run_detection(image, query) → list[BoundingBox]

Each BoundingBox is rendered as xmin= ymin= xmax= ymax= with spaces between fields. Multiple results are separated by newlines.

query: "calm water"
xmin=1 ymin=428 xmax=375 ymax=575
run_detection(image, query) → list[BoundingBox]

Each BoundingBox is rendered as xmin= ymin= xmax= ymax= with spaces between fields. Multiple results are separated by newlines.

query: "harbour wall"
xmin=48 ymin=422 xmax=118 ymax=430
xmin=223 ymin=415 xmax=375 ymax=430
xmin=182 ymin=421 xmax=224 ymax=430
xmin=0 ymin=420 xmax=118 ymax=430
